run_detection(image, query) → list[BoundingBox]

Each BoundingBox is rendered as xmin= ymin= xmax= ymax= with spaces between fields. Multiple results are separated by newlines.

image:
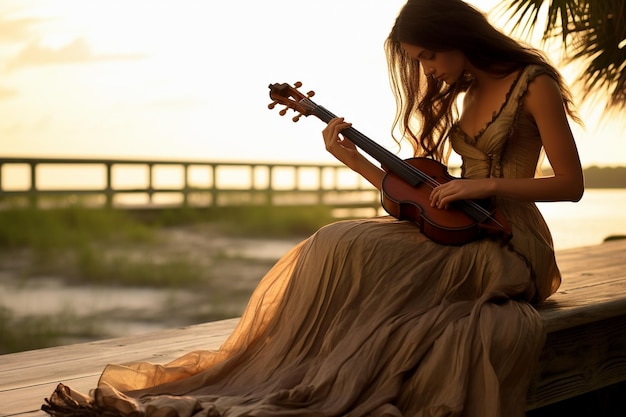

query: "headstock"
xmin=268 ymin=82 xmax=316 ymax=122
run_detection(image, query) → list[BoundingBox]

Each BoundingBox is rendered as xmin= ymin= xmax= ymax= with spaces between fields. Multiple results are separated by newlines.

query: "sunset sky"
xmin=1 ymin=0 xmax=624 ymax=168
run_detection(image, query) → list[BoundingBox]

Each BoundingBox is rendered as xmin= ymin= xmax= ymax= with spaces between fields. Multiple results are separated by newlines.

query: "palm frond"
xmin=497 ymin=0 xmax=626 ymax=108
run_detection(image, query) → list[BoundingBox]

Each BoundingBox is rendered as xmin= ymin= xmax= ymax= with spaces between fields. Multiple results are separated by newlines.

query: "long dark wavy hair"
xmin=385 ymin=0 xmax=579 ymax=162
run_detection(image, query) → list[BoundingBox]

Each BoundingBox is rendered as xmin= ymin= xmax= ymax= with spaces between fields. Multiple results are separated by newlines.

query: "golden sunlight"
xmin=0 ymin=0 xmax=624 ymax=168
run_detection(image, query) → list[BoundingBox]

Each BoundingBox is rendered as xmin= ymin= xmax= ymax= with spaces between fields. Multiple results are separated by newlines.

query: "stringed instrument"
xmin=268 ymin=81 xmax=512 ymax=246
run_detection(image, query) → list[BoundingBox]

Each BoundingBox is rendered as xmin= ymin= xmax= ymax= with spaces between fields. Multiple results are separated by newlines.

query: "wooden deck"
xmin=1 ymin=239 xmax=625 ymax=416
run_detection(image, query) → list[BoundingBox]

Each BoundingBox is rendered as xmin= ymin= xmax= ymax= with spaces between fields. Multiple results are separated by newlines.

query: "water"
xmin=537 ymin=188 xmax=626 ymax=250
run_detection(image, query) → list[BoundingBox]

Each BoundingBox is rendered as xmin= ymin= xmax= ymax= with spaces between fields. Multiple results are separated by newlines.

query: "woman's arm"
xmin=431 ymin=74 xmax=584 ymax=209
xmin=322 ymin=117 xmax=386 ymax=190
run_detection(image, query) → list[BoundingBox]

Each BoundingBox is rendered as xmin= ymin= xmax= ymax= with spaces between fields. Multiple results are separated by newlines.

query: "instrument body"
xmin=268 ymin=82 xmax=512 ymax=246
xmin=381 ymin=157 xmax=510 ymax=245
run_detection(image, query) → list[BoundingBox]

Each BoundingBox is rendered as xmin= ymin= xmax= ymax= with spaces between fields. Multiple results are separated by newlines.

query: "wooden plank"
xmin=1 ymin=377 xmax=97 ymax=417
xmin=527 ymin=314 xmax=626 ymax=410
xmin=0 ymin=319 xmax=238 ymax=390
xmin=0 ymin=320 xmax=239 ymax=417
xmin=555 ymin=241 xmax=625 ymax=279
xmin=527 ymin=240 xmax=626 ymax=408
xmin=537 ymin=240 xmax=626 ymax=332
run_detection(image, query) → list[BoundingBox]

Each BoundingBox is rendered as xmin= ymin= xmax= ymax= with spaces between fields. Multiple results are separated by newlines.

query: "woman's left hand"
xmin=429 ymin=179 xmax=494 ymax=209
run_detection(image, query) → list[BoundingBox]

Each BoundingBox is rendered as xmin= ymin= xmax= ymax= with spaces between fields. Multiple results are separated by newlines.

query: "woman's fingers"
xmin=323 ymin=118 xmax=352 ymax=151
xmin=429 ymin=182 xmax=456 ymax=209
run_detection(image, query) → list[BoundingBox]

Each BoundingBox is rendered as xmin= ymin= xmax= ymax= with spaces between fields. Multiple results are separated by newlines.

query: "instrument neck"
xmin=310 ymin=102 xmax=428 ymax=188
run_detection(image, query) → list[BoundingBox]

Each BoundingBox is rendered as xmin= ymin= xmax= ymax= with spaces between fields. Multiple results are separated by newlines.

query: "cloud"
xmin=0 ymin=85 xmax=17 ymax=100
xmin=0 ymin=16 xmax=44 ymax=42
xmin=5 ymin=37 xmax=145 ymax=70
xmin=148 ymin=97 xmax=207 ymax=110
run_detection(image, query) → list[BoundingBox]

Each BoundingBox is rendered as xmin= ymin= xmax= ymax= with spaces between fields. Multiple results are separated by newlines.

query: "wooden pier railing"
xmin=0 ymin=157 xmax=381 ymax=212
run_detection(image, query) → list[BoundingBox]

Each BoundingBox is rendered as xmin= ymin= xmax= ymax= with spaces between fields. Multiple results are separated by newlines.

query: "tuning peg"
xmin=293 ymin=113 xmax=304 ymax=122
xmin=307 ymin=91 xmax=315 ymax=98
xmin=268 ymin=100 xmax=279 ymax=110
xmin=294 ymin=81 xmax=302 ymax=88
xmin=279 ymin=107 xmax=289 ymax=116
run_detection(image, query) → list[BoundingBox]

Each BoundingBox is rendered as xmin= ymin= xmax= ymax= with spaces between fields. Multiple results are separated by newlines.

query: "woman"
xmin=43 ymin=0 xmax=583 ymax=416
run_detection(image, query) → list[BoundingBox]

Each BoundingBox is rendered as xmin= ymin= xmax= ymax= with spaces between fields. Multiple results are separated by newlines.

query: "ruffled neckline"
xmin=453 ymin=68 xmax=525 ymax=144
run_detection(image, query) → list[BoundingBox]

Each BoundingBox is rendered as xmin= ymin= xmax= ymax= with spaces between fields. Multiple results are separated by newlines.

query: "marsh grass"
xmin=151 ymin=204 xmax=337 ymax=237
xmin=74 ymin=245 xmax=205 ymax=287
xmin=0 ymin=204 xmax=154 ymax=253
xmin=0 ymin=306 xmax=103 ymax=354
xmin=0 ymin=202 xmax=335 ymax=285
xmin=224 ymin=205 xmax=337 ymax=236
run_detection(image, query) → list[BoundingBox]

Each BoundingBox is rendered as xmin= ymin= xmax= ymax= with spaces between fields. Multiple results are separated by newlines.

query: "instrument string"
xmin=310 ymin=100 xmax=506 ymax=229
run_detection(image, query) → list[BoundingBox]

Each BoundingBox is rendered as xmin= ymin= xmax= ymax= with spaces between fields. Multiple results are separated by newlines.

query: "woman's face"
xmin=401 ymin=43 xmax=467 ymax=85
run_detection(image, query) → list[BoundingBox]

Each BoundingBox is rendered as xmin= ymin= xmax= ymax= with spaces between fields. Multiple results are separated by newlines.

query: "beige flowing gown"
xmin=44 ymin=65 xmax=561 ymax=417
